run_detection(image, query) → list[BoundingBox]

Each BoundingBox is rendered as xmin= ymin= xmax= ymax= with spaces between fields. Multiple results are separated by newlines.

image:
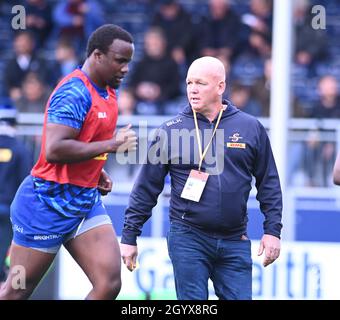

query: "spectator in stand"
xmin=52 ymin=39 xmax=80 ymax=84
xmin=294 ymin=0 xmax=328 ymax=67
xmin=3 ymin=31 xmax=50 ymax=101
xmin=250 ymin=59 xmax=307 ymax=117
xmin=24 ymin=0 xmax=53 ymax=48
xmin=151 ymin=0 xmax=198 ymax=67
xmin=14 ymin=72 xmax=51 ymax=113
xmin=118 ymin=27 xmax=181 ymax=115
xmin=229 ymin=82 xmax=262 ymax=117
xmin=53 ymin=0 xmax=105 ymax=56
xmin=308 ymin=75 xmax=340 ymax=118
xmin=249 ymin=58 xmax=272 ymax=116
xmin=200 ymin=0 xmax=246 ymax=65
xmin=305 ymin=75 xmax=340 ymax=187
xmin=240 ymin=0 xmax=273 ymax=60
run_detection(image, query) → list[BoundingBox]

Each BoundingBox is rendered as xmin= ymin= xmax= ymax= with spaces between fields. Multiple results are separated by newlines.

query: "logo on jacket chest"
xmin=98 ymin=112 xmax=107 ymax=119
xmin=226 ymin=133 xmax=246 ymax=149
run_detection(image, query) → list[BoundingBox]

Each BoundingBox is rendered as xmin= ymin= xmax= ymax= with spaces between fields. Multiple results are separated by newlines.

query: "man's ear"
xmin=93 ymin=49 xmax=103 ymax=63
xmin=218 ymin=80 xmax=226 ymax=96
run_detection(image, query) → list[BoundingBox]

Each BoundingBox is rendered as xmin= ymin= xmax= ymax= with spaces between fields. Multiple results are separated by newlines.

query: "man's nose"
xmin=190 ymin=85 xmax=198 ymax=93
xmin=121 ymin=64 xmax=129 ymax=74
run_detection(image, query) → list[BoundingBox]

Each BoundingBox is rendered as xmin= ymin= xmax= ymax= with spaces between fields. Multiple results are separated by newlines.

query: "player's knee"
xmin=106 ymin=275 xmax=121 ymax=299
xmin=95 ymin=274 xmax=121 ymax=300
xmin=111 ymin=276 xmax=122 ymax=297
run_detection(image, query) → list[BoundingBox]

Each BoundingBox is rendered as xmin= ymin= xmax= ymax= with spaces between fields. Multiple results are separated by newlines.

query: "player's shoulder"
xmin=53 ymin=77 xmax=91 ymax=102
xmin=59 ymin=77 xmax=88 ymax=93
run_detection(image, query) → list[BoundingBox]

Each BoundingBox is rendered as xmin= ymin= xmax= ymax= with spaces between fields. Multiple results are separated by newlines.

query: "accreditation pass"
xmin=181 ymin=169 xmax=209 ymax=202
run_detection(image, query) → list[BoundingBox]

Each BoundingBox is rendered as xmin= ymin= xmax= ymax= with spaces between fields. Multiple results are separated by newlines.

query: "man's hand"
xmin=97 ymin=169 xmax=112 ymax=196
xmin=120 ymin=243 xmax=138 ymax=272
xmin=113 ymin=124 xmax=137 ymax=153
xmin=257 ymin=234 xmax=281 ymax=267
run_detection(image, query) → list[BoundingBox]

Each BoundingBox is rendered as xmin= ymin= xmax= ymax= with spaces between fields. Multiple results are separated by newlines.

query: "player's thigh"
xmin=64 ymin=224 xmax=121 ymax=284
xmin=7 ymin=242 xmax=56 ymax=288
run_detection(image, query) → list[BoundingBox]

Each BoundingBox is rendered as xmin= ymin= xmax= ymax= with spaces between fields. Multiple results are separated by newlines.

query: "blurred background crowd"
xmin=0 ymin=0 xmax=339 ymax=187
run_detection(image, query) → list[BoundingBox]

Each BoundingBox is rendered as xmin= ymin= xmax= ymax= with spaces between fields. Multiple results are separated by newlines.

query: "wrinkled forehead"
xmin=187 ymin=63 xmax=225 ymax=82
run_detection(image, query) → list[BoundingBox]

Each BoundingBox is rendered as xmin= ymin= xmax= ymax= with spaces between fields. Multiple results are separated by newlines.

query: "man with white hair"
xmin=121 ymin=56 xmax=282 ymax=300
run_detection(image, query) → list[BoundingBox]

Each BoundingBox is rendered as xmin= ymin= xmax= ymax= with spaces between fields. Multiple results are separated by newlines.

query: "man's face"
xmin=186 ymin=66 xmax=224 ymax=113
xmin=98 ymin=39 xmax=134 ymax=89
xmin=14 ymin=34 xmax=34 ymax=55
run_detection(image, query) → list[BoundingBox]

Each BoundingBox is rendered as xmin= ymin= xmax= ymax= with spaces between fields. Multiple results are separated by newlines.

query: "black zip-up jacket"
xmin=121 ymin=101 xmax=282 ymax=245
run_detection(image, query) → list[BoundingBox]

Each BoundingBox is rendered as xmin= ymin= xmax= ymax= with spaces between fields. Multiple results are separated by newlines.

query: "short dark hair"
xmin=86 ymin=24 xmax=133 ymax=57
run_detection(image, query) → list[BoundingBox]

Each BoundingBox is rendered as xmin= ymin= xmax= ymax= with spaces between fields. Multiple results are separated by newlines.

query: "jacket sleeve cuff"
xmin=120 ymin=232 xmax=138 ymax=246
xmin=264 ymin=221 xmax=282 ymax=239
xmin=264 ymin=231 xmax=281 ymax=240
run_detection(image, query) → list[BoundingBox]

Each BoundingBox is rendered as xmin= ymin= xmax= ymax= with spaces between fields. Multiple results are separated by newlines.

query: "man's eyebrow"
xmin=113 ymin=55 xmax=131 ymax=63
xmin=115 ymin=57 xmax=131 ymax=62
xmin=107 ymin=50 xmax=129 ymax=57
xmin=186 ymin=77 xmax=205 ymax=82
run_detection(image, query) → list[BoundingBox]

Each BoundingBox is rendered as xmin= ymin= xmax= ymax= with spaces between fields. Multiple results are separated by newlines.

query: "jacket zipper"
xmin=211 ymin=122 xmax=222 ymax=215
